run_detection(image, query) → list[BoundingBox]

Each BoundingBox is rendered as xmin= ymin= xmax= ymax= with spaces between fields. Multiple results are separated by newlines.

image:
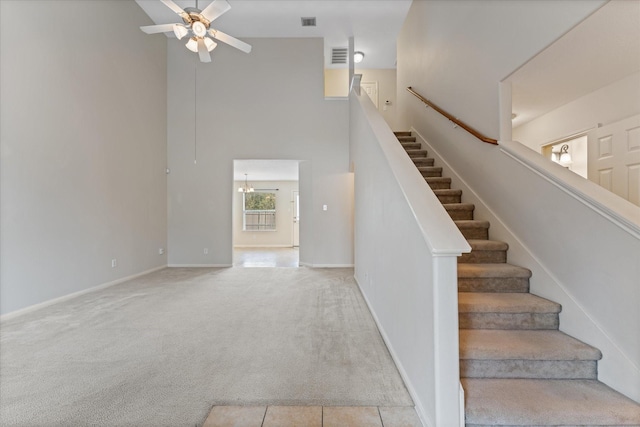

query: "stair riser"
xmin=459 ymin=251 xmax=507 ymax=264
xmin=458 ymin=278 xmax=529 ymax=293
xmin=394 ymin=131 xmax=412 ymax=137
xmin=412 ymin=158 xmax=434 ymax=167
xmin=459 ymin=313 xmax=559 ymax=330
xmin=436 ymin=194 xmax=462 ymax=204
xmin=420 ymin=169 xmax=442 ymax=178
xmin=408 ymin=151 xmax=428 ymax=158
xmin=426 ymin=179 xmax=451 ymax=190
xmin=458 ymin=228 xmax=488 ymax=240
xmin=446 ymin=210 xmax=474 ymax=221
xmin=398 ymin=136 xmax=417 ymax=143
xmin=401 ymin=142 xmax=421 ymax=150
xmin=460 ymin=360 xmax=598 ymax=380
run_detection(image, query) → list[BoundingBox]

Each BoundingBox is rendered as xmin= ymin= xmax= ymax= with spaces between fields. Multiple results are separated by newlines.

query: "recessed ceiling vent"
xmin=331 ymin=47 xmax=348 ymax=64
xmin=301 ymin=17 xmax=316 ymax=27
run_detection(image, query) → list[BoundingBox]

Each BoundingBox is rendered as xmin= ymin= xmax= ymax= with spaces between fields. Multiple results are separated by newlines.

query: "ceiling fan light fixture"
xmin=185 ymin=37 xmax=199 ymax=53
xmin=204 ymin=37 xmax=217 ymax=52
xmin=192 ymin=21 xmax=208 ymax=37
xmin=173 ymin=23 xmax=189 ymax=40
xmin=354 ymin=51 xmax=365 ymax=63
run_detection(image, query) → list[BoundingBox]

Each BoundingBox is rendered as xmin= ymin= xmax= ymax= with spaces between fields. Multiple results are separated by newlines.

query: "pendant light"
xmin=238 ymin=174 xmax=255 ymax=193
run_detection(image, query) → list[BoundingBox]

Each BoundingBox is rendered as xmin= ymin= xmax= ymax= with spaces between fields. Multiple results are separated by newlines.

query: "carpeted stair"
xmin=394 ymin=131 xmax=640 ymax=426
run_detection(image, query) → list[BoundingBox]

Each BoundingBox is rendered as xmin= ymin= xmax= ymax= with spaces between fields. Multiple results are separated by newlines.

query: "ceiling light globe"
xmin=173 ymin=24 xmax=188 ymax=40
xmin=204 ymin=37 xmax=217 ymax=52
xmin=354 ymin=51 xmax=365 ymax=63
xmin=192 ymin=21 xmax=207 ymax=37
xmin=185 ymin=38 xmax=198 ymax=53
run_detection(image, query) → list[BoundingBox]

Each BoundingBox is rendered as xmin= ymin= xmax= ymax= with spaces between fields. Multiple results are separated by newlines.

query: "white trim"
xmin=167 ymin=264 xmax=231 ymax=268
xmin=413 ymin=127 xmax=640 ymax=400
xmin=1 ymin=266 xmax=167 ymax=321
xmin=299 ymin=263 xmax=354 ymax=268
xmin=233 ymin=245 xmax=294 ymax=248
xmin=540 ymin=127 xmax=593 ymax=149
xmin=324 ymin=96 xmax=349 ymax=101
xmin=459 ymin=383 xmax=465 ymax=427
xmin=499 ymin=140 xmax=640 ymax=240
xmin=354 ymin=274 xmax=429 ymax=427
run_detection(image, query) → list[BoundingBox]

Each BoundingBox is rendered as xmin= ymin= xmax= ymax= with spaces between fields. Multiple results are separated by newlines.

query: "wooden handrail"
xmin=406 ymin=87 xmax=498 ymax=145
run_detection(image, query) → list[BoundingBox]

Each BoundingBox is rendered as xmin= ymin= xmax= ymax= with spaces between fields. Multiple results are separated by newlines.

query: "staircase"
xmin=394 ymin=131 xmax=640 ymax=426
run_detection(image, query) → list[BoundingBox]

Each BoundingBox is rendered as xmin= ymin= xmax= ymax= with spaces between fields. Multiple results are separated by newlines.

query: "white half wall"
xmin=167 ymin=38 xmax=353 ymax=267
xmin=0 ymin=0 xmax=168 ymax=315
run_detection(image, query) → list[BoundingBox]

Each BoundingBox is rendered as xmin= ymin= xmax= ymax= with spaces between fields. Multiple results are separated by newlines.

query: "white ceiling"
xmin=233 ymin=159 xmax=299 ymax=182
xmin=509 ymin=0 xmax=640 ymax=128
xmin=134 ymin=0 xmax=412 ymax=69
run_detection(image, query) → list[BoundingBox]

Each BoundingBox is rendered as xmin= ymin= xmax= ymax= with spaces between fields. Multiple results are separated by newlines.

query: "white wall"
xmin=514 ymin=72 xmax=640 ymax=149
xmin=0 ymin=0 xmax=168 ymax=315
xmin=233 ymin=181 xmax=299 ymax=247
xmin=396 ymin=0 xmax=605 ymax=138
xmin=397 ymin=0 xmax=639 ymax=402
xmin=167 ymin=38 xmax=353 ymax=267
xmin=325 ymin=68 xmax=398 ymax=130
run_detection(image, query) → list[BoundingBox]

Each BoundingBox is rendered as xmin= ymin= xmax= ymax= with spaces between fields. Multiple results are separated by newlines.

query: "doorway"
xmin=232 ymin=159 xmax=300 ymax=267
xmin=541 ymin=134 xmax=588 ymax=178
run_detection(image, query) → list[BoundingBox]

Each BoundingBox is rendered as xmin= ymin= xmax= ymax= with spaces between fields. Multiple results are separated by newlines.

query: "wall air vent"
xmin=301 ymin=17 xmax=316 ymax=27
xmin=331 ymin=47 xmax=348 ymax=64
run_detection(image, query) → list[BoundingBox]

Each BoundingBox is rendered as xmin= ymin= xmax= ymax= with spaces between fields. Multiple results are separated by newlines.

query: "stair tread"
xmin=460 ymin=329 xmax=602 ymax=361
xmin=458 ymin=292 xmax=561 ymax=314
xmin=433 ymin=189 xmax=462 ymax=195
xmin=467 ymin=239 xmax=508 ymax=251
xmin=458 ymin=263 xmax=532 ymax=278
xmin=443 ymin=203 xmax=475 ymax=211
xmin=462 ymin=378 xmax=640 ymax=425
xmin=455 ymin=219 xmax=489 ymax=228
xmin=416 ymin=166 xmax=441 ymax=171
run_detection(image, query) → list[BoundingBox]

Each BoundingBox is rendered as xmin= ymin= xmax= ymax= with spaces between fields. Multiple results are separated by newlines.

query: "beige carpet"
xmin=0 ymin=267 xmax=412 ymax=426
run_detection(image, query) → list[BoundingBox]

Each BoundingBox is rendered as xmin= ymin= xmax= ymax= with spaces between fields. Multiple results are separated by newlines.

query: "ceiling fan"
xmin=140 ymin=0 xmax=252 ymax=63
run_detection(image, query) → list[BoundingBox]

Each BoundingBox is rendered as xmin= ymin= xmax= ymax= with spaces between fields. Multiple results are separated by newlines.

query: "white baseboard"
xmin=1 ymin=265 xmax=167 ymax=322
xmin=234 ymin=245 xmax=295 ymax=248
xmin=167 ymin=264 xmax=232 ymax=268
xmin=353 ymin=274 xmax=429 ymax=427
xmin=299 ymin=263 xmax=354 ymax=268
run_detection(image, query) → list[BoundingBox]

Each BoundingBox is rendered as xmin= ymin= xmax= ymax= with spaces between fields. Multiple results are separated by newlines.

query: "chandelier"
xmin=238 ymin=174 xmax=254 ymax=193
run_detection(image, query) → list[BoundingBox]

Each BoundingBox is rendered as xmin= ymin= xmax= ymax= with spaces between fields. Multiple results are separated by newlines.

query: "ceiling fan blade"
xmin=140 ymin=23 xmax=179 ymax=34
xmin=200 ymin=0 xmax=231 ymax=22
xmin=160 ymin=0 xmax=186 ymax=15
xmin=209 ymin=29 xmax=252 ymax=53
xmin=197 ymin=38 xmax=212 ymax=63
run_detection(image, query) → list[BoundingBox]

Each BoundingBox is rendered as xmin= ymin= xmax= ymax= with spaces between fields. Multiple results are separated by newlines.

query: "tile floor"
xmin=233 ymin=247 xmax=299 ymax=267
xmin=203 ymin=405 xmax=422 ymax=427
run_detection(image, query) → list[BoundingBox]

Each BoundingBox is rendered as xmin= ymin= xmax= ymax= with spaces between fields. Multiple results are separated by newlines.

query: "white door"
xmin=292 ymin=191 xmax=300 ymax=247
xmin=360 ymin=81 xmax=379 ymax=108
xmin=588 ymin=114 xmax=640 ymax=206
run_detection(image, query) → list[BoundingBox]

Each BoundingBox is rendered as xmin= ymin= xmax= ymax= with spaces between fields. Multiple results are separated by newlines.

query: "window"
xmin=243 ymin=192 xmax=276 ymax=231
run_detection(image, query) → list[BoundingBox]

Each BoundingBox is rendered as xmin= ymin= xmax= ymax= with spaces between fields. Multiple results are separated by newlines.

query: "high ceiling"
xmin=135 ymin=1 xmax=639 ymax=145
xmin=508 ymin=0 xmax=640 ymax=128
xmin=135 ymin=0 xmax=412 ymax=69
